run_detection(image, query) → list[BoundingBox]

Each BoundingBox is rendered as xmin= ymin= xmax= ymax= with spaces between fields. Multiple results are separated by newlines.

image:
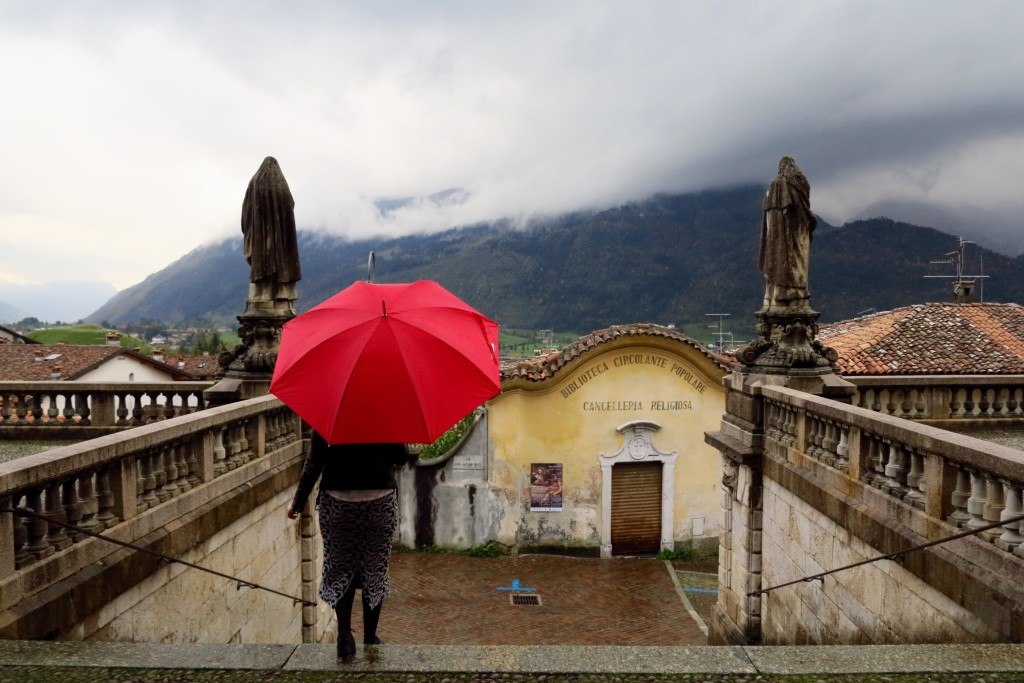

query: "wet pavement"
xmin=341 ymin=554 xmax=715 ymax=647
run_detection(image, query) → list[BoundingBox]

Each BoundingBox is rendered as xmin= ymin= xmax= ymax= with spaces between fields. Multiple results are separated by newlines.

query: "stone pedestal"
xmin=706 ymin=315 xmax=854 ymax=645
xmin=205 ymin=301 xmax=295 ymax=406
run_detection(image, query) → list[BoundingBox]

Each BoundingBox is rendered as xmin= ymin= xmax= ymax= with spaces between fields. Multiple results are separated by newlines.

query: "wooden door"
xmin=610 ymin=461 xmax=662 ymax=555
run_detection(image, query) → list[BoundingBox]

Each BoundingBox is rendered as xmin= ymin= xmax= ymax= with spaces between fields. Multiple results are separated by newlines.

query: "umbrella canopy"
xmin=270 ymin=280 xmax=500 ymax=444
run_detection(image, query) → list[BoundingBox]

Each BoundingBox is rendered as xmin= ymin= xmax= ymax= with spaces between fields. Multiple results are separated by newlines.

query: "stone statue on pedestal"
xmin=207 ymin=157 xmax=302 ymax=404
xmin=759 ymin=156 xmax=815 ymax=313
xmin=736 ymin=156 xmax=837 ymax=372
xmin=241 ymin=156 xmax=302 ymax=314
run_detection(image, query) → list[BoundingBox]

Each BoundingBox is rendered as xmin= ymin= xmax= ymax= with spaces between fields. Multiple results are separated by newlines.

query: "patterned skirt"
xmin=317 ymin=490 xmax=399 ymax=609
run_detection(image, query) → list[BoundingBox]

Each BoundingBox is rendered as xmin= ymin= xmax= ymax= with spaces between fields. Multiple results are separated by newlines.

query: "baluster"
xmin=904 ymin=451 xmax=925 ymax=509
xmin=992 ymin=388 xmax=1006 ymax=417
xmin=821 ymin=421 xmax=838 ymax=466
xmin=899 ymin=389 xmax=912 ymax=418
xmin=139 ymin=450 xmax=159 ymax=508
xmin=115 ymin=392 xmax=130 ymax=426
xmin=965 ymin=470 xmax=989 ymax=532
xmin=1008 ymin=388 xmax=1021 ymax=417
xmin=13 ymin=494 xmax=33 ymax=569
xmin=0 ymin=392 xmax=10 ymax=423
xmin=238 ymin=421 xmax=252 ymax=462
xmin=61 ymin=392 xmax=75 ymax=422
xmin=151 ymin=449 xmax=169 ymax=503
xmin=43 ymin=392 xmax=57 ymax=422
xmin=77 ymin=471 xmax=102 ymax=534
xmin=856 ymin=388 xmax=869 ymax=411
xmin=95 ymin=466 xmax=119 ymax=528
xmin=978 ymin=388 xmax=992 ymax=417
xmin=806 ymin=416 xmax=822 ymax=459
xmin=43 ymin=482 xmax=71 ymax=551
xmin=185 ymin=438 xmax=201 ymax=487
xmin=224 ymin=425 xmax=240 ymax=470
xmin=213 ymin=427 xmax=228 ymax=478
xmin=981 ymin=475 xmax=1006 ymax=542
xmin=163 ymin=444 xmax=181 ymax=498
xmin=913 ymin=389 xmax=927 ymax=419
xmin=835 ymin=426 xmax=849 ymax=472
xmin=883 ymin=444 xmax=908 ymax=498
xmin=266 ymin=413 xmax=280 ymax=450
xmin=885 ymin=390 xmax=897 ymax=416
xmin=23 ymin=490 xmax=53 ymax=561
xmin=870 ymin=439 xmax=888 ymax=489
xmin=129 ymin=392 xmax=144 ymax=424
xmin=871 ymin=389 xmax=882 ymax=414
xmin=28 ymin=394 xmax=42 ymax=422
xmin=61 ymin=476 xmax=85 ymax=543
xmin=996 ymin=481 xmax=1024 ymax=552
xmin=76 ymin=392 xmax=91 ymax=425
xmin=949 ymin=388 xmax=963 ymax=418
xmin=174 ymin=441 xmax=192 ymax=493
xmin=948 ymin=465 xmax=972 ymax=528
xmin=163 ymin=392 xmax=176 ymax=420
xmin=963 ymin=389 xmax=976 ymax=417
xmin=15 ymin=394 xmax=29 ymax=423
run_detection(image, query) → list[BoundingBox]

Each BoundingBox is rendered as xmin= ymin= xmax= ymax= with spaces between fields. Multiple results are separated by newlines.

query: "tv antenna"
xmin=924 ymin=237 xmax=989 ymax=304
xmin=705 ymin=313 xmax=731 ymax=353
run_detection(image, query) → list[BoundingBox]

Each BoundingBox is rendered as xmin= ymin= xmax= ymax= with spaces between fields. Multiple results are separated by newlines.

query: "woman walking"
xmin=287 ymin=432 xmax=410 ymax=659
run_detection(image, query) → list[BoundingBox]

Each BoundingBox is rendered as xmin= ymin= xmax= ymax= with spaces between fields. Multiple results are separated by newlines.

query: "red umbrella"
xmin=270 ymin=280 xmax=500 ymax=444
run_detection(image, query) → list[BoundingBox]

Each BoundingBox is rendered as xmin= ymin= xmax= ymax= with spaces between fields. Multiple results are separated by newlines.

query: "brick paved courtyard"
xmin=335 ymin=554 xmax=713 ymax=647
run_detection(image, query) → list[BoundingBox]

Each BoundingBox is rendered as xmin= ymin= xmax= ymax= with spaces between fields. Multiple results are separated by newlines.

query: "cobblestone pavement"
xmin=346 ymin=554 xmax=711 ymax=647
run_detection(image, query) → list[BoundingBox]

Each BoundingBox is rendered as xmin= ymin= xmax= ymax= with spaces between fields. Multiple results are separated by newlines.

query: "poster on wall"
xmin=530 ymin=463 xmax=563 ymax=512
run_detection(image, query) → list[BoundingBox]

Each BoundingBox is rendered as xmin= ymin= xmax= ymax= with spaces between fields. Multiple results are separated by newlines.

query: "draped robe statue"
xmin=241 ymin=157 xmax=301 ymax=307
xmin=758 ymin=156 xmax=816 ymax=312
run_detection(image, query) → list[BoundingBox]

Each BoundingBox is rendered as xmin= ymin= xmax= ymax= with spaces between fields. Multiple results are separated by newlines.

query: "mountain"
xmin=86 ymin=186 xmax=1024 ymax=330
xmin=0 ymin=298 xmax=28 ymax=324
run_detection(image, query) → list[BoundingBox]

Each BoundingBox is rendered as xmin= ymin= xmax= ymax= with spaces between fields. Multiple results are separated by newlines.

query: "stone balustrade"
xmin=849 ymin=376 xmax=1024 ymax=421
xmin=0 ymin=382 xmax=214 ymax=428
xmin=0 ymin=395 xmax=301 ymax=580
xmin=762 ymin=385 xmax=1024 ymax=560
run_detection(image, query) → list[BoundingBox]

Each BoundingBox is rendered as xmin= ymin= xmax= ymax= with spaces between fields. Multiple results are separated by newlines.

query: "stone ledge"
xmin=0 ymin=641 xmax=1023 ymax=675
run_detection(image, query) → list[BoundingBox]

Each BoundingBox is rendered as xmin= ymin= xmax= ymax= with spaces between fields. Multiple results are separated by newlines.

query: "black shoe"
xmin=364 ymin=636 xmax=382 ymax=645
xmin=337 ymin=632 xmax=356 ymax=659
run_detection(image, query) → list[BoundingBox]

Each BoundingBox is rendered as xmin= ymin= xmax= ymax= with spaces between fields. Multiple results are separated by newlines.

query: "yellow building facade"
xmin=489 ymin=325 xmax=729 ymax=556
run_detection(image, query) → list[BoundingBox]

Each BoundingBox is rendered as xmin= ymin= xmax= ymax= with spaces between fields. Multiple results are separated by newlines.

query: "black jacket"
xmin=291 ymin=433 xmax=411 ymax=511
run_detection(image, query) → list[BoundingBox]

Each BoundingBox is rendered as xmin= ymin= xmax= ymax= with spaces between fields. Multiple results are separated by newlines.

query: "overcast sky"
xmin=2 ymin=1 xmax=1023 ymax=294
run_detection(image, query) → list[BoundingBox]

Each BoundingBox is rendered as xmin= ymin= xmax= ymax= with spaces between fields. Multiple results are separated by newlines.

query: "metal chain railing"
xmin=750 ymin=512 xmax=1024 ymax=596
xmin=4 ymin=506 xmax=316 ymax=607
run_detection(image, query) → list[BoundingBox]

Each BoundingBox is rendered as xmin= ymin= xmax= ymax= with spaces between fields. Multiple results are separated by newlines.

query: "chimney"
xmin=50 ymin=364 xmax=62 ymax=380
xmin=105 ymin=331 xmax=122 ymax=347
xmin=34 ymin=350 xmax=44 ymax=363
xmin=152 ymin=348 xmax=164 ymax=363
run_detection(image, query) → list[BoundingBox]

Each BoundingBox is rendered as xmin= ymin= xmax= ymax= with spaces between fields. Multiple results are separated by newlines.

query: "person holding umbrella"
xmin=286 ymin=437 xmax=410 ymax=658
xmin=275 ymin=277 xmax=500 ymax=659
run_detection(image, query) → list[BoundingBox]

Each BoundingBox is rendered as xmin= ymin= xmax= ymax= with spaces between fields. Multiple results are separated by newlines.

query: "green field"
xmin=28 ymin=325 xmax=152 ymax=352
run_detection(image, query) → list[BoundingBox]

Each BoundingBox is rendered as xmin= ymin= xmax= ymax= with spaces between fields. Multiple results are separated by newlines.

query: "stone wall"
xmin=761 ymin=477 xmax=1000 ymax=644
xmin=69 ymin=488 xmax=307 ymax=643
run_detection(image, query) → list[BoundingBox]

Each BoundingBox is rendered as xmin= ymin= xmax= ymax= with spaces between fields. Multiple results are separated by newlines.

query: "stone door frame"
xmin=599 ymin=420 xmax=678 ymax=558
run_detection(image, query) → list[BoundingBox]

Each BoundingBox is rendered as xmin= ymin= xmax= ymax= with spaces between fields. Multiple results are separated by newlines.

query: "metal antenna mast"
xmin=924 ymin=237 xmax=989 ymax=303
xmin=705 ymin=313 xmax=731 ymax=353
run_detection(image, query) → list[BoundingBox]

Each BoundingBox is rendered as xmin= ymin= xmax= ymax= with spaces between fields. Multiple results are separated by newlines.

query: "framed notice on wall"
xmin=530 ymin=463 xmax=563 ymax=512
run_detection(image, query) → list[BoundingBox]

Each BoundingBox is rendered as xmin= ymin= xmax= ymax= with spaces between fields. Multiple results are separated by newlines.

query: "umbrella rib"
xmin=390 ymin=314 xmax=499 ymax=388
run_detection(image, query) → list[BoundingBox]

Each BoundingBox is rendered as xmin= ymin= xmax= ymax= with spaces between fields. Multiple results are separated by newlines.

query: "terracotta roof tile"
xmin=0 ymin=344 xmax=197 ymax=381
xmin=501 ymin=323 xmax=733 ymax=382
xmin=819 ymin=303 xmax=1024 ymax=375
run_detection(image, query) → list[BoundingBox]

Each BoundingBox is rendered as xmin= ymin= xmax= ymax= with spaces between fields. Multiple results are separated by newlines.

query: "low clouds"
xmin=2 ymin=1 xmax=1024 ymax=293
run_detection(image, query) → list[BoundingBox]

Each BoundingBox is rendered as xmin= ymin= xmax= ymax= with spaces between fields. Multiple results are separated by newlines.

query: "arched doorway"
xmin=599 ymin=420 xmax=678 ymax=557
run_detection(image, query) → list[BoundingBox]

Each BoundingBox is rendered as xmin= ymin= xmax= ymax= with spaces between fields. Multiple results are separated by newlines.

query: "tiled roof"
xmin=0 ymin=344 xmax=197 ymax=381
xmin=501 ymin=323 xmax=734 ymax=382
xmin=161 ymin=354 xmax=223 ymax=380
xmin=818 ymin=302 xmax=1024 ymax=375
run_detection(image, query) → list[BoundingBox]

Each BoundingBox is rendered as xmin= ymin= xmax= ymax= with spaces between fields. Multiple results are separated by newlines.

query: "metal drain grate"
xmin=510 ymin=593 xmax=542 ymax=606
